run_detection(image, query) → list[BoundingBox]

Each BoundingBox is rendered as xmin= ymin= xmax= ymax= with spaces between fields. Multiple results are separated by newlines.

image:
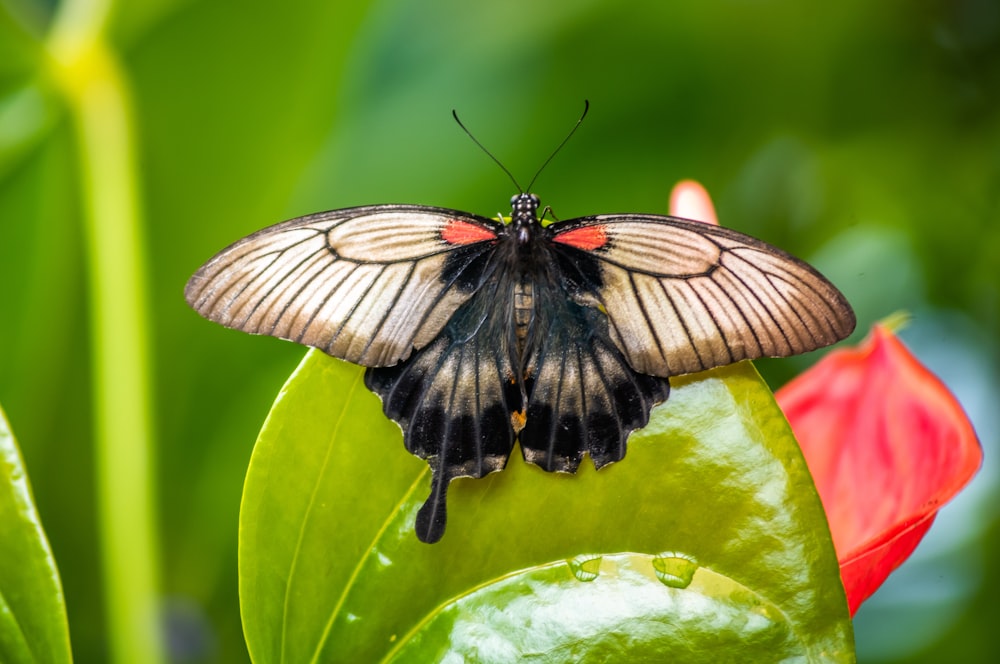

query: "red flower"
xmin=670 ymin=180 xmax=983 ymax=616
xmin=776 ymin=325 xmax=982 ymax=615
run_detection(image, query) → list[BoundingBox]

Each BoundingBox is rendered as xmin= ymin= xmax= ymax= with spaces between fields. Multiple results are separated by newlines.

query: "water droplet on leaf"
xmin=567 ymin=554 xmax=602 ymax=582
xmin=652 ymin=551 xmax=698 ymax=589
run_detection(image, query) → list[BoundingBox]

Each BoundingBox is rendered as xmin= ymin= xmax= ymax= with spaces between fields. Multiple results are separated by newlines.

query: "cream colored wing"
xmin=185 ymin=205 xmax=502 ymax=367
xmin=548 ymin=215 xmax=856 ymax=378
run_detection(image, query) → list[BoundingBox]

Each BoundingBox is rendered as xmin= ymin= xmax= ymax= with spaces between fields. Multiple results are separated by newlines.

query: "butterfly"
xmin=185 ymin=109 xmax=855 ymax=544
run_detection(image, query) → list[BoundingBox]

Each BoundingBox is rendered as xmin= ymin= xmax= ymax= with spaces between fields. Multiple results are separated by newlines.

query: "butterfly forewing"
xmin=549 ymin=215 xmax=855 ymax=377
xmin=184 ymin=205 xmax=502 ymax=367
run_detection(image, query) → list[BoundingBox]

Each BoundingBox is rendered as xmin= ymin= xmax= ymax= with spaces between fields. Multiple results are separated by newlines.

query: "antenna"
xmin=452 ymin=100 xmax=590 ymax=193
xmin=452 ymin=109 xmax=523 ymax=192
xmin=526 ymin=100 xmax=589 ymax=192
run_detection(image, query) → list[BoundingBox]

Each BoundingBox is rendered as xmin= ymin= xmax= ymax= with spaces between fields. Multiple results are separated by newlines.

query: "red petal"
xmin=776 ymin=325 xmax=981 ymax=615
xmin=669 ymin=180 xmax=719 ymax=226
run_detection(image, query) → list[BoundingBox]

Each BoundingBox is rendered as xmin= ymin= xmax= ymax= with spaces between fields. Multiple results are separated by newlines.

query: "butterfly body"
xmin=186 ymin=191 xmax=855 ymax=543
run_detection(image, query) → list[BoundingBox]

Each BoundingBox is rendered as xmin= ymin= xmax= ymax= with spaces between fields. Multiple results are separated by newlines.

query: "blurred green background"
xmin=1 ymin=0 xmax=997 ymax=661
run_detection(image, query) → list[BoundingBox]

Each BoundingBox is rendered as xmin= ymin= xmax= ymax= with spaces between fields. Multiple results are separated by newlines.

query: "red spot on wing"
xmin=441 ymin=219 xmax=498 ymax=245
xmin=553 ymin=225 xmax=609 ymax=250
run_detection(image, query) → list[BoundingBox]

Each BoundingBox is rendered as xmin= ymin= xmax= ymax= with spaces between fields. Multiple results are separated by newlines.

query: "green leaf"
xmin=240 ymin=350 xmax=854 ymax=662
xmin=0 ymin=404 xmax=72 ymax=664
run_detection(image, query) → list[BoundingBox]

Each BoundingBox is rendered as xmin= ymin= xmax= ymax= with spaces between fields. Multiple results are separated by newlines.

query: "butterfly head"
xmin=510 ymin=193 xmax=540 ymax=219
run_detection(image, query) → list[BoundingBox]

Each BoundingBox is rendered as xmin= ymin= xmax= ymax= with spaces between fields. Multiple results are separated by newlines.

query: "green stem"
xmin=47 ymin=2 xmax=164 ymax=662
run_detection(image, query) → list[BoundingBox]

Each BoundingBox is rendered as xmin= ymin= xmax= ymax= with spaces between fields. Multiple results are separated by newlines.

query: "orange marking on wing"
xmin=511 ymin=409 xmax=527 ymax=433
xmin=553 ymin=225 xmax=608 ymax=250
xmin=441 ymin=219 xmax=497 ymax=245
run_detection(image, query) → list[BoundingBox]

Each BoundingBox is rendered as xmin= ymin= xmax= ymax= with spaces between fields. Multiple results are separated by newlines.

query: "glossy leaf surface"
xmin=239 ymin=351 xmax=854 ymax=662
xmin=0 ymin=405 xmax=72 ymax=664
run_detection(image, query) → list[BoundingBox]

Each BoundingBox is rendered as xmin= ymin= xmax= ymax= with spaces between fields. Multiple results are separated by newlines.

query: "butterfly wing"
xmin=185 ymin=205 xmax=503 ymax=367
xmin=548 ymin=214 xmax=856 ymax=377
xmin=365 ymin=272 xmax=522 ymax=543
xmin=517 ymin=283 xmax=671 ymax=474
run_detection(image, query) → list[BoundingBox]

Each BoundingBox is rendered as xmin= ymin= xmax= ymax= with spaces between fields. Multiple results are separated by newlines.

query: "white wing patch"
xmin=329 ymin=211 xmax=454 ymax=261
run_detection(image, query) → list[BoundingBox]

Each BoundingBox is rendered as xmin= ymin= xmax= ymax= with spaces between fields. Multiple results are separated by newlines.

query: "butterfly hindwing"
xmin=184 ymin=205 xmax=503 ymax=367
xmin=365 ymin=271 xmax=522 ymax=543
xmin=548 ymin=214 xmax=856 ymax=378
xmin=519 ymin=287 xmax=671 ymax=473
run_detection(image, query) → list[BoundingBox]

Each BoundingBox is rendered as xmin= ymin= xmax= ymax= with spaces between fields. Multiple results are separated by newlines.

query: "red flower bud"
xmin=776 ymin=325 xmax=982 ymax=615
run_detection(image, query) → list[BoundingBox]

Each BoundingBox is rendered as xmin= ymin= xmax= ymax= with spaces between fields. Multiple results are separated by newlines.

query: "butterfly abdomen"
xmin=513 ymin=279 xmax=534 ymax=353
